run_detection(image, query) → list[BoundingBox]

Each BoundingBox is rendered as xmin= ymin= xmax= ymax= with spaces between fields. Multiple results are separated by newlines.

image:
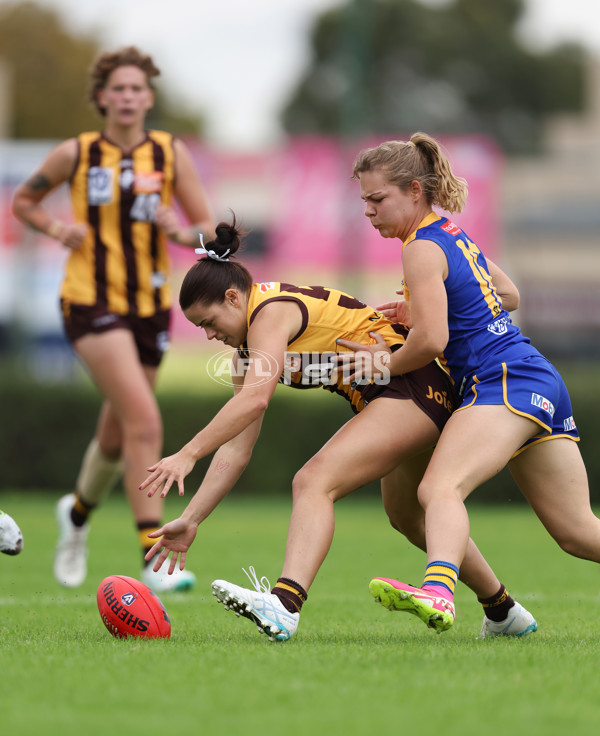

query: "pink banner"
xmin=1 ymin=135 xmax=502 ymax=343
xmin=266 ymin=137 xmax=346 ymax=268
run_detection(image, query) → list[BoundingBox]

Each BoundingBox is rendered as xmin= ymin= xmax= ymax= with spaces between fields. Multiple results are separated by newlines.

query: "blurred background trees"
xmin=0 ymin=0 xmax=588 ymax=151
xmin=282 ymin=0 xmax=586 ymax=153
xmin=0 ymin=1 xmax=205 ymax=138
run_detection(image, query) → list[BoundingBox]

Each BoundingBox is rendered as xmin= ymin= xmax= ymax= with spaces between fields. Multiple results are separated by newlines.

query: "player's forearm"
xmin=184 ymin=393 xmax=268 ymax=462
xmin=181 ymin=426 xmax=259 ymax=525
xmin=181 ymin=455 xmax=248 ymax=525
xmin=169 ymin=222 xmax=216 ymax=247
xmin=12 ymin=195 xmax=61 ymax=237
xmin=388 ymin=330 xmax=445 ymax=376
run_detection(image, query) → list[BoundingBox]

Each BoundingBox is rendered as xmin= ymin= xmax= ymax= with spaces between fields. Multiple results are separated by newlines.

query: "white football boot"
xmin=142 ymin=554 xmax=196 ymax=593
xmin=0 ymin=510 xmax=24 ymax=555
xmin=212 ymin=566 xmax=300 ymax=642
xmin=479 ymin=601 xmax=538 ymax=638
xmin=54 ymin=493 xmax=89 ymax=587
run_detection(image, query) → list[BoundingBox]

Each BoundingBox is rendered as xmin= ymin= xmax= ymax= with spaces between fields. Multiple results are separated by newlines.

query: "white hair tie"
xmin=194 ymin=233 xmax=230 ymax=262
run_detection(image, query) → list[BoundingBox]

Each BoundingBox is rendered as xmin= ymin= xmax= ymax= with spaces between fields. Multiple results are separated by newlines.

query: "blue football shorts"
xmin=456 ymin=353 xmax=579 ymax=456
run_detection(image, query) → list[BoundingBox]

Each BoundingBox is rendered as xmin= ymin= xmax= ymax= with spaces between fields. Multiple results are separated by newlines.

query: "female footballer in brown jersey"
xmin=137 ymin=217 xmax=536 ymax=642
xmin=12 ymin=46 xmax=216 ymax=592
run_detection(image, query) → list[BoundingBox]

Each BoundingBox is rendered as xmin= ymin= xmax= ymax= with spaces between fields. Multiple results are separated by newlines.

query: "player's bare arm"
xmin=338 ymin=240 xmax=448 ymax=377
xmin=144 ymin=378 xmax=264 ymax=573
xmin=154 ymin=138 xmax=216 ymax=246
xmin=12 ymin=138 xmax=88 ymax=247
xmin=140 ymin=300 xmax=302 ymax=498
xmin=487 ymin=258 xmax=520 ymax=312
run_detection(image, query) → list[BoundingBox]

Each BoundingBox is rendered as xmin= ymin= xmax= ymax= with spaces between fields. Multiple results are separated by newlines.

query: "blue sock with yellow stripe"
xmin=422 ymin=560 xmax=459 ymax=602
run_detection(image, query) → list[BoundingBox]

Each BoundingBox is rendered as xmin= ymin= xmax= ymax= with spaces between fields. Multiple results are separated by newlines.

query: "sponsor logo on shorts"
xmin=564 ymin=416 xmax=576 ymax=431
xmin=92 ymin=313 xmax=119 ymax=328
xmin=531 ymin=393 xmax=555 ymax=417
xmin=157 ymin=331 xmax=170 ymax=353
xmin=425 ymin=385 xmax=453 ymax=412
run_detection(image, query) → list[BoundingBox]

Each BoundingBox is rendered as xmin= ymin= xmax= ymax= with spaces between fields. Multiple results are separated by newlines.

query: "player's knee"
xmin=291 ymin=467 xmax=312 ymax=502
xmin=291 ymin=465 xmax=333 ymax=503
xmin=416 ymin=479 xmax=436 ymax=509
xmin=124 ymin=410 xmax=163 ymax=449
xmin=97 ymin=438 xmax=122 ymax=460
xmin=542 ymin=511 xmax=600 ymax=558
xmin=417 ymin=477 xmax=463 ymax=510
xmin=553 ymin=529 xmax=587 ymax=557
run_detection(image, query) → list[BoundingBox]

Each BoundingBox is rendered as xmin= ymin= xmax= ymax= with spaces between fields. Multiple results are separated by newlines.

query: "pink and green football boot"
xmin=369 ymin=577 xmax=455 ymax=632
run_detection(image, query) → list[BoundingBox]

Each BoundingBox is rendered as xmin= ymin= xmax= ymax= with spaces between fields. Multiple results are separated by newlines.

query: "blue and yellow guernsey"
xmin=402 ymin=213 xmax=532 ymax=395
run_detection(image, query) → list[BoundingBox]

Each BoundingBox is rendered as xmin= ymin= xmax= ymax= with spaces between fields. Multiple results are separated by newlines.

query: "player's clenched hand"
xmin=144 ymin=517 xmax=198 ymax=574
xmin=139 ymin=448 xmax=197 ymax=498
xmin=60 ymin=223 xmax=89 ymax=250
xmin=154 ymin=204 xmax=180 ymax=239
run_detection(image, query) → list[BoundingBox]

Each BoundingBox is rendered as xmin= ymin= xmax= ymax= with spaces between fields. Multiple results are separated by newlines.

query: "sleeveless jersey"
xmin=245 ymin=281 xmax=409 ymax=412
xmin=63 ymin=130 xmax=176 ymax=317
xmin=402 ymin=213 xmax=532 ymax=395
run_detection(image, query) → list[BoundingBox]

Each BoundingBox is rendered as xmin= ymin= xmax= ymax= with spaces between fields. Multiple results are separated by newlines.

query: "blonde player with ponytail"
xmin=341 ymin=132 xmax=598 ymax=635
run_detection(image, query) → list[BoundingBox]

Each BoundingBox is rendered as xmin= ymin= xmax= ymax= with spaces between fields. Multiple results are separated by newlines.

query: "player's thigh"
xmin=509 ymin=438 xmax=592 ymax=534
xmin=297 ymin=398 xmax=439 ymax=501
xmin=95 ymin=363 xmax=159 ymax=448
xmin=421 ymin=404 xmax=539 ymax=502
xmin=75 ymin=329 xmax=160 ymax=425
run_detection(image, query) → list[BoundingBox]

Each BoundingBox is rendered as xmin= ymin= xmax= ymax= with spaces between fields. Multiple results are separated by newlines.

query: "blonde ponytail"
xmin=353 ymin=131 xmax=468 ymax=213
xmin=410 ymin=133 xmax=468 ymax=213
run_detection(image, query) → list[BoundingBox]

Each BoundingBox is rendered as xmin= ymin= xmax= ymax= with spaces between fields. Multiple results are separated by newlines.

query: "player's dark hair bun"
xmin=211 ymin=214 xmax=242 ymax=257
xmin=179 ymin=210 xmax=253 ymax=310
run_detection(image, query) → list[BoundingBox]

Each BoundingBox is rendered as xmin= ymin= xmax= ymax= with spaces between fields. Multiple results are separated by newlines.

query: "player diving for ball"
xmin=138 ymin=216 xmax=537 ymax=642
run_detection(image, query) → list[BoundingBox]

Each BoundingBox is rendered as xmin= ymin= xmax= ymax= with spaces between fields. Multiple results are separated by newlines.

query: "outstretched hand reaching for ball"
xmin=139 ymin=447 xmax=197 ymax=498
xmin=144 ymin=517 xmax=199 ymax=574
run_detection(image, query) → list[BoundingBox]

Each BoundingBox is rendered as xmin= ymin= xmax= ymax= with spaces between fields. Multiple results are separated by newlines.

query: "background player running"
xmin=12 ymin=46 xmax=215 ymax=591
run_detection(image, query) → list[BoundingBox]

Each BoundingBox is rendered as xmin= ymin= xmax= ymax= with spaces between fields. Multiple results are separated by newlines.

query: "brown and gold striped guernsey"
xmin=245 ymin=282 xmax=410 ymax=412
xmin=63 ymin=130 xmax=175 ymax=317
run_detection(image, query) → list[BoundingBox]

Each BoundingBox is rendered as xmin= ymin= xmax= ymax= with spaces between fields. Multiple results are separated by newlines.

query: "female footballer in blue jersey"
xmin=339 ymin=132 xmax=600 ymax=633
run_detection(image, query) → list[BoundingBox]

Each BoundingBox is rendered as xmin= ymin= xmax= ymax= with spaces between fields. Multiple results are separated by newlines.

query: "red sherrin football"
xmin=97 ymin=575 xmax=171 ymax=639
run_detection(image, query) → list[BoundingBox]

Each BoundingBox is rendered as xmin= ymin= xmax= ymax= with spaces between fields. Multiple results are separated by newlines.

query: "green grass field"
xmin=1 ymin=490 xmax=599 ymax=735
